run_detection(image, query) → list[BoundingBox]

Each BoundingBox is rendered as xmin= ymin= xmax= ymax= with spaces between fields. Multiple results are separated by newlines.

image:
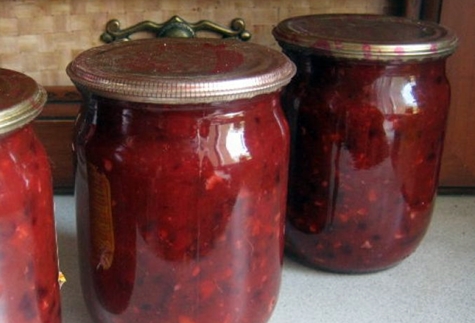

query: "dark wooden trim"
xmin=36 ymin=86 xmax=81 ymax=193
xmin=403 ymin=0 xmax=443 ymax=21
xmin=405 ymin=0 xmax=423 ymax=19
xmin=420 ymin=0 xmax=443 ymax=21
xmin=45 ymin=86 xmax=82 ymax=102
xmin=438 ymin=0 xmax=475 ymax=189
xmin=438 ymin=187 xmax=475 ymax=195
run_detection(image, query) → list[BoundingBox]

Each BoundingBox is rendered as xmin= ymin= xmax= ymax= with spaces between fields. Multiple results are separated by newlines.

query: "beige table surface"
xmin=55 ymin=195 xmax=475 ymax=323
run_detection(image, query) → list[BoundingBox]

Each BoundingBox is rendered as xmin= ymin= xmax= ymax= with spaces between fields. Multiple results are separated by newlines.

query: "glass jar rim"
xmin=273 ymin=14 xmax=458 ymax=61
xmin=0 ymin=69 xmax=46 ymax=135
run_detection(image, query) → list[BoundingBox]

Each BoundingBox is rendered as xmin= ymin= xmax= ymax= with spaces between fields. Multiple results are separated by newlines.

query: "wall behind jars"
xmin=0 ymin=0 xmax=401 ymax=86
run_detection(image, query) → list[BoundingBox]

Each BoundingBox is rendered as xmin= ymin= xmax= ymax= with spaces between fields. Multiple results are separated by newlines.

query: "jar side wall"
xmin=0 ymin=126 xmax=61 ymax=322
xmin=74 ymin=93 xmax=289 ymax=322
xmin=281 ymin=53 xmax=451 ymax=273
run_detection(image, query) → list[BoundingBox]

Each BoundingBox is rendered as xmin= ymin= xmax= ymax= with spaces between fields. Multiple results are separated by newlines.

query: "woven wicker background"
xmin=0 ymin=0 xmax=399 ymax=86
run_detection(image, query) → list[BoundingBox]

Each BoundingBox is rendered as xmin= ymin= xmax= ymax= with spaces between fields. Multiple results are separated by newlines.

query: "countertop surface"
xmin=55 ymin=195 xmax=475 ymax=323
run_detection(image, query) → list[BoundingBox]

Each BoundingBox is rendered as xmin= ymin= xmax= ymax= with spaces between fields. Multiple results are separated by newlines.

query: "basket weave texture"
xmin=0 ymin=0 xmax=396 ymax=86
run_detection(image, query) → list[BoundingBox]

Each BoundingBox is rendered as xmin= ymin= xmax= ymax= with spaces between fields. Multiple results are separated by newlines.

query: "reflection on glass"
xmin=226 ymin=122 xmax=251 ymax=162
xmin=401 ymin=78 xmax=417 ymax=108
xmin=202 ymin=121 xmax=251 ymax=167
xmin=373 ymin=75 xmax=419 ymax=115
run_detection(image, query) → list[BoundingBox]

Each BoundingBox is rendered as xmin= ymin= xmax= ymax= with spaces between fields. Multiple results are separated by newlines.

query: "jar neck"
xmin=90 ymin=92 xmax=280 ymax=137
xmin=0 ymin=126 xmax=35 ymax=152
xmin=283 ymin=49 xmax=448 ymax=83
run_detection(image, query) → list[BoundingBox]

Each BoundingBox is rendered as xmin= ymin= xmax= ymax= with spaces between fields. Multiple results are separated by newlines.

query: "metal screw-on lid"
xmin=66 ymin=38 xmax=296 ymax=104
xmin=273 ymin=14 xmax=458 ymax=61
xmin=0 ymin=68 xmax=47 ymax=135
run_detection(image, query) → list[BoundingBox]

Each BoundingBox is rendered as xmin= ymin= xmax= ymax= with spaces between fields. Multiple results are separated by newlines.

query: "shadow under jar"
xmin=0 ymin=68 xmax=61 ymax=322
xmin=67 ymin=38 xmax=295 ymax=323
xmin=273 ymin=14 xmax=458 ymax=273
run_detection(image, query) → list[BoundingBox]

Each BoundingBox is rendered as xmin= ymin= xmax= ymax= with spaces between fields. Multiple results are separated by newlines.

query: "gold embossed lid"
xmin=67 ymin=38 xmax=296 ymax=104
xmin=0 ymin=68 xmax=47 ymax=135
xmin=273 ymin=14 xmax=458 ymax=60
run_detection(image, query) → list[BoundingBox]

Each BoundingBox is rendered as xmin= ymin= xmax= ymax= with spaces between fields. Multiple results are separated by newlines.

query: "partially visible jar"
xmin=0 ymin=68 xmax=61 ymax=322
xmin=67 ymin=38 xmax=295 ymax=323
xmin=273 ymin=14 xmax=458 ymax=273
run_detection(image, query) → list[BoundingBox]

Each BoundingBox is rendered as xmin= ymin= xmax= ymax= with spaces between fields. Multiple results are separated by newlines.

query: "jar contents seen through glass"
xmin=273 ymin=14 xmax=458 ymax=273
xmin=67 ymin=38 xmax=295 ymax=322
xmin=0 ymin=68 xmax=61 ymax=322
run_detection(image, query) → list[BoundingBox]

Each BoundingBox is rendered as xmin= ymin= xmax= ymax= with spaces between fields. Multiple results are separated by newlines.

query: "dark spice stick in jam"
xmin=0 ymin=68 xmax=61 ymax=322
xmin=68 ymin=38 xmax=295 ymax=322
xmin=273 ymin=14 xmax=458 ymax=273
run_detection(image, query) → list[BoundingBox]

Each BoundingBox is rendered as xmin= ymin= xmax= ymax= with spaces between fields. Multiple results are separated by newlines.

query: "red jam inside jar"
xmin=0 ymin=69 xmax=61 ymax=322
xmin=273 ymin=14 xmax=458 ymax=273
xmin=67 ymin=38 xmax=295 ymax=322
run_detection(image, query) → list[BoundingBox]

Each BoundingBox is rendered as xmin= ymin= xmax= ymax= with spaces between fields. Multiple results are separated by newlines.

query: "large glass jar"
xmin=67 ymin=38 xmax=295 ymax=323
xmin=0 ymin=68 xmax=61 ymax=322
xmin=273 ymin=14 xmax=458 ymax=273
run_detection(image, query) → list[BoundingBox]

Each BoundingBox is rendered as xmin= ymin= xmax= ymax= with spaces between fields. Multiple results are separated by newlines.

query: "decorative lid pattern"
xmin=67 ymin=38 xmax=296 ymax=104
xmin=0 ymin=68 xmax=46 ymax=135
xmin=273 ymin=14 xmax=458 ymax=61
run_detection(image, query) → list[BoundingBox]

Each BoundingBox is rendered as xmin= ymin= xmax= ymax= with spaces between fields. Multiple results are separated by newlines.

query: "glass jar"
xmin=0 ymin=68 xmax=61 ymax=322
xmin=273 ymin=14 xmax=458 ymax=273
xmin=67 ymin=38 xmax=295 ymax=323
